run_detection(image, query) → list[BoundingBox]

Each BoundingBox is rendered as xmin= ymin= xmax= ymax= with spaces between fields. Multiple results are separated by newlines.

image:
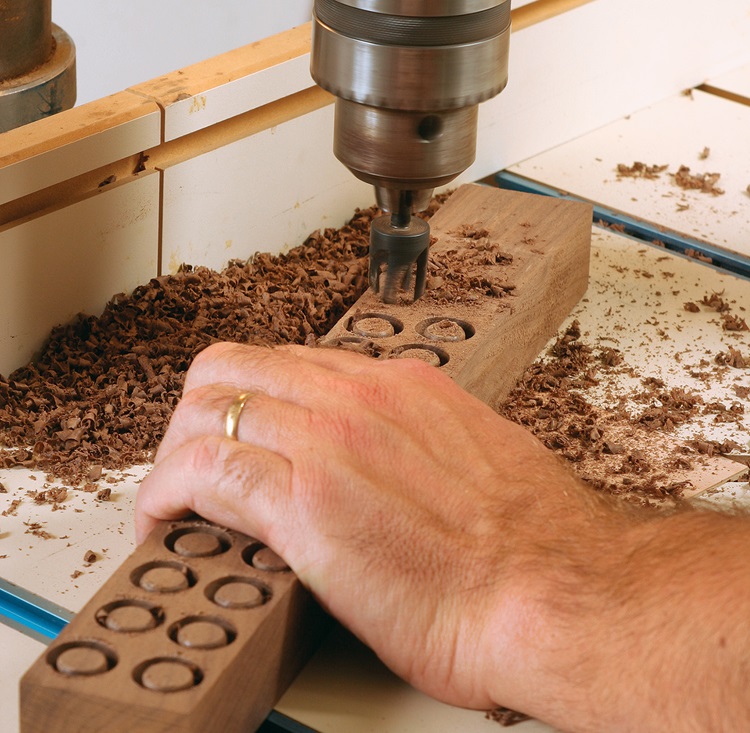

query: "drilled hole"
xmin=164 ymin=524 xmax=232 ymax=558
xmin=205 ymin=576 xmax=271 ymax=609
xmin=131 ymin=561 xmax=196 ymax=593
xmin=390 ymin=344 xmax=450 ymax=367
xmin=95 ymin=599 xmax=165 ymax=633
xmin=347 ymin=312 xmax=404 ymax=339
xmin=48 ymin=641 xmax=117 ymax=677
xmin=241 ymin=543 xmax=291 ymax=573
xmin=134 ymin=657 xmax=203 ymax=692
xmin=416 ymin=317 xmax=475 ymax=342
xmin=168 ymin=616 xmax=237 ymax=649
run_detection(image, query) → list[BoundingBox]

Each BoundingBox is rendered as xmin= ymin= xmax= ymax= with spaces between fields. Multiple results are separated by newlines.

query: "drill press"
xmin=310 ymin=0 xmax=511 ymax=303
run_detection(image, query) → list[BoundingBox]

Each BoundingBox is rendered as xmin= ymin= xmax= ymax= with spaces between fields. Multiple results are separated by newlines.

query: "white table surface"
xmin=508 ymin=89 xmax=750 ymax=258
xmin=0 ymin=623 xmax=46 ymax=733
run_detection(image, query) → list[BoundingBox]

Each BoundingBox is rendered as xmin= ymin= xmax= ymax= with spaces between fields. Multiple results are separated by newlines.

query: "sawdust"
xmin=616 ymin=162 xmax=668 ymax=179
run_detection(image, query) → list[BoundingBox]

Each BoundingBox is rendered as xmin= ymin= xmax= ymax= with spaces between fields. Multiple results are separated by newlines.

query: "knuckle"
xmin=174 ymin=384 xmax=223 ymax=424
xmin=188 ymin=342 xmax=243 ymax=382
xmin=187 ymin=435 xmax=224 ymax=477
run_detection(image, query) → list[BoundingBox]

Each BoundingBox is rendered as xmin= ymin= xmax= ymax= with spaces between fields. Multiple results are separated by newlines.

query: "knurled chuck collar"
xmin=310 ymin=0 xmax=511 ymax=112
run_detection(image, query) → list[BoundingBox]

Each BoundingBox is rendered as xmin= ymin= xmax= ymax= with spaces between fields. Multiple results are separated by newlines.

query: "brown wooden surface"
xmin=20 ymin=520 xmax=329 ymax=733
xmin=326 ymin=184 xmax=593 ymax=407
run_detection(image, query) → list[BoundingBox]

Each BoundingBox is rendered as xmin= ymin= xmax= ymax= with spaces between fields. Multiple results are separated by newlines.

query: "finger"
xmin=184 ymin=343 xmax=344 ymax=399
xmin=185 ymin=341 xmax=456 ymax=418
xmin=135 ymin=434 xmax=293 ymax=548
xmin=190 ymin=342 xmax=380 ymax=386
xmin=153 ymin=384 xmax=314 ymax=465
xmin=155 ymin=380 xmax=425 ymax=495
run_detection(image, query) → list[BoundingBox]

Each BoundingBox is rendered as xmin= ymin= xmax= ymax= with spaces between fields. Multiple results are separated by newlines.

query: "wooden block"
xmin=325 ymin=184 xmax=593 ymax=406
xmin=0 ymin=92 xmax=161 ymax=207
xmin=20 ymin=519 xmax=329 ymax=733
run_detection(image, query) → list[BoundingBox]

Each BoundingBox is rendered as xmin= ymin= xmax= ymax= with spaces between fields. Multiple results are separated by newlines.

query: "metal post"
xmin=0 ymin=0 xmax=76 ymax=133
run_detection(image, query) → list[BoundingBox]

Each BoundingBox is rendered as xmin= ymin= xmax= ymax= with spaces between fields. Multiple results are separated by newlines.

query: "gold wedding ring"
xmin=224 ymin=391 xmax=257 ymax=440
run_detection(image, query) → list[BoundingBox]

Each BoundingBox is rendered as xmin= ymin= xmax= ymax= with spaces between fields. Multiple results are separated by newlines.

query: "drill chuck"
xmin=311 ymin=0 xmax=511 ymax=212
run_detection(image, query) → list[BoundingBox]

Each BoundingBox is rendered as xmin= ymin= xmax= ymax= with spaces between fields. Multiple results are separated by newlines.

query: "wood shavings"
xmin=24 ymin=521 xmax=54 ymax=540
xmin=426 ymin=227 xmax=515 ymax=304
xmin=0 ymin=204 xmax=385 ymax=484
xmin=701 ymin=292 xmax=730 ymax=312
xmin=616 ymin=162 xmax=668 ymax=179
xmin=31 ymin=487 xmax=67 ymax=505
xmin=715 ymin=347 xmax=749 ymax=369
xmin=722 ymin=314 xmax=749 ymax=332
xmin=2 ymin=498 xmax=21 ymax=516
xmin=672 ymin=165 xmax=725 ymax=196
xmin=684 ymin=249 xmax=713 ymax=264
xmin=498 ymin=315 xmax=745 ymax=506
xmin=486 ymin=707 xmax=531 ymax=726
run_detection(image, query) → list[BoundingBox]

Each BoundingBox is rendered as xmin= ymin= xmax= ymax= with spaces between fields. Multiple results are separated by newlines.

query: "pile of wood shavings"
xmin=425 ymin=224 xmax=516 ymax=303
xmin=499 ymin=320 xmax=745 ymax=506
xmin=672 ymin=165 xmax=725 ymax=196
xmin=0 ymin=198 xmax=461 ymax=485
xmin=616 ymin=162 xmax=668 ymax=179
xmin=0 ymin=206 xmax=377 ymax=483
xmin=615 ymin=161 xmax=725 ymax=196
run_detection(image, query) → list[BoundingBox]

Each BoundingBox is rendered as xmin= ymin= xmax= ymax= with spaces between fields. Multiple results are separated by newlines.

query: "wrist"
xmin=477 ymin=485 xmax=634 ymax=726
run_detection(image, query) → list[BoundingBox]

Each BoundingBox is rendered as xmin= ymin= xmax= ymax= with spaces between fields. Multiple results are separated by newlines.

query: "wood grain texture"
xmin=20 ymin=520 xmax=329 ymax=733
xmin=0 ymin=93 xmax=160 ymax=209
xmin=325 ymin=184 xmax=593 ymax=406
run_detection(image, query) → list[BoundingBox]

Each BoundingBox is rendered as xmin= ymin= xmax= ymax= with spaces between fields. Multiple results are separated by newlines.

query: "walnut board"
xmin=326 ymin=184 xmax=593 ymax=406
xmin=19 ymin=520 xmax=329 ymax=733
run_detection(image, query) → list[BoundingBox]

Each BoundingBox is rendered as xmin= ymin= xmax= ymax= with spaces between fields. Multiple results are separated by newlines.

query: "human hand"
xmin=135 ymin=342 xmax=595 ymax=711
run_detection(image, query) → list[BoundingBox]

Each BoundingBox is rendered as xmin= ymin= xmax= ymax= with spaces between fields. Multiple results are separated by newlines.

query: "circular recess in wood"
xmin=48 ymin=641 xmax=117 ymax=677
xmin=242 ymin=544 xmax=291 ymax=573
xmin=390 ymin=344 xmax=450 ymax=367
xmin=135 ymin=657 xmax=203 ymax=693
xmin=206 ymin=576 xmax=270 ymax=609
xmin=95 ymin=599 xmax=165 ymax=633
xmin=165 ymin=525 xmax=232 ymax=558
xmin=131 ymin=560 xmax=196 ymax=593
xmin=348 ymin=312 xmax=404 ymax=339
xmin=416 ymin=316 xmax=475 ymax=342
xmin=169 ymin=616 xmax=237 ymax=649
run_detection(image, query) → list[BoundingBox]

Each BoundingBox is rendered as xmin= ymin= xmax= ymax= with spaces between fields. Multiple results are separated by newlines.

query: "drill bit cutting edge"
xmin=310 ymin=0 xmax=512 ymax=303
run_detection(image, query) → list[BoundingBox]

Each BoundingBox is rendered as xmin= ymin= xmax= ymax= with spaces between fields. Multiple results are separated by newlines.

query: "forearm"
xmin=491 ymin=504 xmax=750 ymax=732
